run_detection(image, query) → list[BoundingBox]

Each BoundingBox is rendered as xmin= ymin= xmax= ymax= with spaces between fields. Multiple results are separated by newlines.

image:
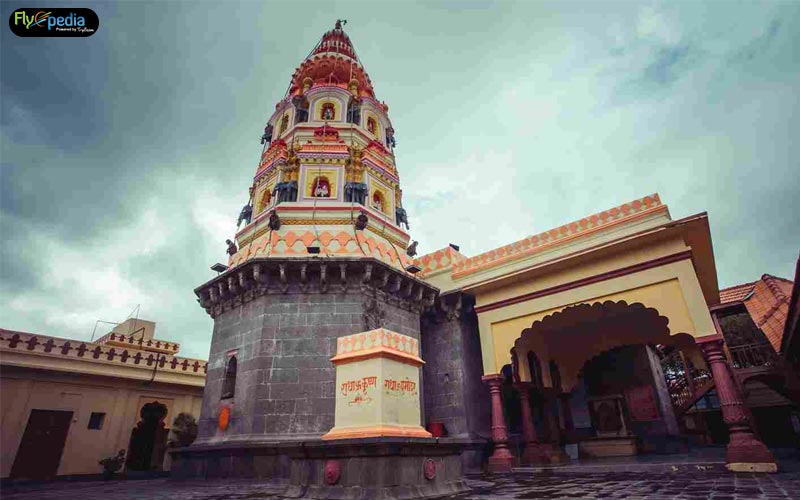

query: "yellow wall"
xmin=473 ymin=237 xmax=717 ymax=375
xmin=0 ymin=368 xmax=202 ymax=478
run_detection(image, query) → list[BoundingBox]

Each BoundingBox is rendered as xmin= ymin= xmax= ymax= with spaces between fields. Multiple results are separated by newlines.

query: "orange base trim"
xmin=321 ymin=425 xmax=433 ymax=440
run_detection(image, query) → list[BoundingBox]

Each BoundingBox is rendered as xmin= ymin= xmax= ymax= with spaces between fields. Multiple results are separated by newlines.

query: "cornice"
xmin=194 ymin=257 xmax=439 ymax=318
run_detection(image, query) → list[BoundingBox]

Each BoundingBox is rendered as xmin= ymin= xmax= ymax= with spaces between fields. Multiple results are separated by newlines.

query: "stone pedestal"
xmin=323 ymin=329 xmax=431 ymax=440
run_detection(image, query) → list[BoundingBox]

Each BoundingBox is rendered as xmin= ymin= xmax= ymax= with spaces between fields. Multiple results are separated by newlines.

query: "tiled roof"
xmin=720 ymin=282 xmax=756 ymax=304
xmin=722 ymin=275 xmax=793 ymax=352
xmin=744 ymin=275 xmax=793 ymax=352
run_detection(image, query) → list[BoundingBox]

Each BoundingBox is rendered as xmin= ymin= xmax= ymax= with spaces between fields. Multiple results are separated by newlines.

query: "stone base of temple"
xmin=170 ymin=437 xmax=469 ymax=499
xmin=578 ymin=437 xmax=637 ymax=458
xmin=522 ymin=443 xmax=570 ymax=465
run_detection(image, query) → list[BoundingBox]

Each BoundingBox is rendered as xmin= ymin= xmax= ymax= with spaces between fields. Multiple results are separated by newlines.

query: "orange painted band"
xmin=322 ymin=425 xmax=432 ymax=440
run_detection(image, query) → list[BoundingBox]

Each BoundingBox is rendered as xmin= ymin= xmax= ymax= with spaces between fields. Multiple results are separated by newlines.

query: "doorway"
xmin=10 ymin=409 xmax=73 ymax=480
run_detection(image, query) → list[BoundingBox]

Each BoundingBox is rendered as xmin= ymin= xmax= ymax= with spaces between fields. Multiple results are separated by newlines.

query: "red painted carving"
xmin=324 ymin=459 xmax=341 ymax=485
xmin=423 ymin=458 xmax=436 ymax=480
xmin=313 ymin=126 xmax=340 ymax=141
xmin=383 ymin=378 xmax=417 ymax=396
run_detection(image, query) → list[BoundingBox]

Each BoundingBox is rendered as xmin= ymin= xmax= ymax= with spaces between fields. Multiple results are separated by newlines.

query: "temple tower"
xmin=178 ymin=23 xmax=468 ymax=497
xmin=231 ymin=19 xmax=410 ymax=270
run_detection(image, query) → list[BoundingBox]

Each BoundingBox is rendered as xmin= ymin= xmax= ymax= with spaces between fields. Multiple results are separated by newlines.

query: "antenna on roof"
xmin=90 ymin=320 xmax=120 ymax=342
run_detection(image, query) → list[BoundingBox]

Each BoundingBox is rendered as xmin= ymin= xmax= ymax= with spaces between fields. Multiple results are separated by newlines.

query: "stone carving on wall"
xmin=362 ymin=292 xmax=386 ymax=330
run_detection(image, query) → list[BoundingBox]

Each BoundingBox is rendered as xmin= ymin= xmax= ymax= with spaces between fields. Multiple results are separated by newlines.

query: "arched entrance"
xmin=508 ymin=301 xmax=703 ymax=463
xmin=126 ymin=401 xmax=169 ymax=472
xmin=482 ymin=299 xmax=777 ymax=471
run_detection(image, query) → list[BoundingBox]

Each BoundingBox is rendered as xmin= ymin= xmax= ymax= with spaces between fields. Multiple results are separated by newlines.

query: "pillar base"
xmin=727 ymin=437 xmax=777 ymax=473
xmin=726 ymin=462 xmax=778 ymax=473
xmin=486 ymin=448 xmax=516 ymax=473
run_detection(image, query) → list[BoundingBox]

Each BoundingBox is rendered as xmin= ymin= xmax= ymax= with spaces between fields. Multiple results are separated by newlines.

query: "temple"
xmin=171 ymin=21 xmax=795 ymax=497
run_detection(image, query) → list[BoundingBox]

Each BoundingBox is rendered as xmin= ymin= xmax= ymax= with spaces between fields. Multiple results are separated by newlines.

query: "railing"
xmin=728 ymin=342 xmax=778 ymax=369
xmin=668 ymin=372 xmax=714 ymax=414
xmin=661 ymin=349 xmax=714 ymax=415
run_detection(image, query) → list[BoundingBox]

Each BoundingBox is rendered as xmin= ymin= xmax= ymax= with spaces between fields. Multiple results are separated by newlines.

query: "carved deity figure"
xmin=322 ymin=103 xmax=335 ymax=121
xmin=372 ymin=192 xmax=384 ymax=212
xmin=312 ymin=176 xmax=331 ymax=198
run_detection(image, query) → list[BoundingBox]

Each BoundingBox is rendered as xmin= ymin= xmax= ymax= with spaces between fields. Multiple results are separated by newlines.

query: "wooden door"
xmin=10 ymin=409 xmax=73 ymax=480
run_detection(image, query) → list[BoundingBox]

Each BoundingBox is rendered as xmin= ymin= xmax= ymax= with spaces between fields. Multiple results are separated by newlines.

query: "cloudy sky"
xmin=2 ymin=1 xmax=798 ymax=359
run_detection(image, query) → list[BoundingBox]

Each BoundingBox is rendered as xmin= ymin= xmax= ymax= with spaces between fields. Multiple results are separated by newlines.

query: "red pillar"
xmin=482 ymin=374 xmax=516 ymax=472
xmin=516 ymin=382 xmax=544 ymax=464
xmin=701 ymin=339 xmax=777 ymax=472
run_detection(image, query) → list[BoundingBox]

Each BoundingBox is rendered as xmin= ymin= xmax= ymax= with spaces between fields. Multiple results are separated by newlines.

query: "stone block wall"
xmin=194 ymin=258 xmax=434 ymax=444
xmin=420 ymin=293 xmax=490 ymax=470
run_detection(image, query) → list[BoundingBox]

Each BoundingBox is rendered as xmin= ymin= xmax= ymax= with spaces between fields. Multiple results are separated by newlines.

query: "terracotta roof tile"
xmin=720 ymin=282 xmax=755 ymax=304
xmin=740 ymin=275 xmax=794 ymax=352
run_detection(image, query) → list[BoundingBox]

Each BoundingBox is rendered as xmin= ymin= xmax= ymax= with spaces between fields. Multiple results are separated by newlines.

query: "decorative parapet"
xmin=414 ymin=246 xmax=467 ymax=278
xmin=331 ymin=328 xmax=423 ymax=366
xmin=93 ymin=332 xmax=180 ymax=354
xmin=0 ymin=329 xmax=207 ymax=377
xmin=230 ymin=205 xmax=413 ymax=272
xmin=451 ymin=194 xmax=667 ymax=279
xmin=194 ymin=257 xmax=438 ymax=319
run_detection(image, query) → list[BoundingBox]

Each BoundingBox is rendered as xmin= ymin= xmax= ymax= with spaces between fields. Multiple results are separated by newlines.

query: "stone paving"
xmin=3 ymin=470 xmax=800 ymax=500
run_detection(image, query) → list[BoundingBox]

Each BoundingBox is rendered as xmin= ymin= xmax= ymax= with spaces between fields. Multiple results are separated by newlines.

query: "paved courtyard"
xmin=3 ymin=470 xmax=800 ymax=500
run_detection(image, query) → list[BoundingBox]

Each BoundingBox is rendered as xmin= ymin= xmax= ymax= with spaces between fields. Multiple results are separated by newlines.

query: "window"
xmin=221 ymin=356 xmax=237 ymax=400
xmin=279 ymin=114 xmax=289 ymax=134
xmin=88 ymin=412 xmax=106 ymax=430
